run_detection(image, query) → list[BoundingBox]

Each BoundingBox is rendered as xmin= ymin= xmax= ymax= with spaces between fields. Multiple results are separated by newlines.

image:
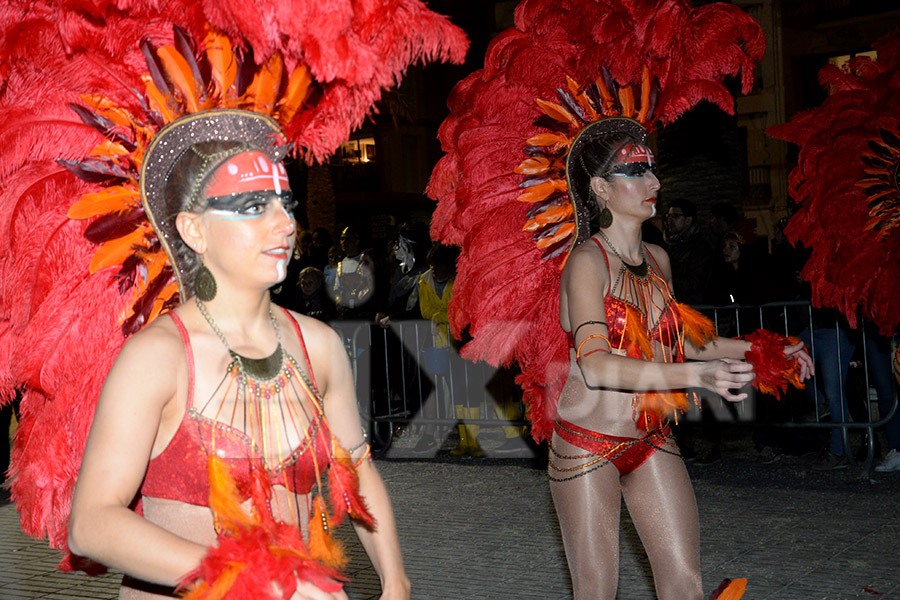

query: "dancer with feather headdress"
xmin=426 ymin=0 xmax=811 ymax=597
xmin=0 ymin=0 xmax=467 ymax=597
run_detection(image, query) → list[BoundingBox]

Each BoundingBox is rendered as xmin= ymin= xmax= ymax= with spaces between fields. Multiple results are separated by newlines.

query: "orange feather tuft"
xmin=535 ymin=98 xmax=578 ymax=127
xmin=514 ymin=156 xmax=551 ymax=176
xmin=624 ymin=305 xmax=653 ymax=359
xmin=712 ymin=578 xmax=748 ymax=600
xmin=307 ymin=498 xmax=348 ymax=569
xmin=637 ymin=66 xmax=652 ymax=123
xmin=204 ymin=29 xmax=237 ymax=105
xmin=157 ymin=46 xmax=201 ymax=113
xmin=677 ymin=303 xmax=716 ymax=348
xmin=523 ymin=203 xmax=573 ymax=231
xmin=89 ymin=227 xmax=148 ymax=274
xmin=595 ymin=75 xmax=618 ymax=114
xmin=516 ymin=179 xmax=567 ymax=203
xmin=638 ymin=391 xmax=689 ymax=418
xmin=618 ymin=86 xmax=635 ymax=118
xmin=142 ymin=76 xmax=178 ymax=123
xmin=68 ymin=186 xmax=139 ymax=219
xmin=276 ymin=65 xmax=313 ymax=123
xmin=243 ymin=54 xmax=283 ymax=114
xmin=206 ymin=455 xmax=254 ymax=534
xmin=525 ymin=132 xmax=570 ymax=149
xmin=535 ymin=222 xmax=574 ymax=249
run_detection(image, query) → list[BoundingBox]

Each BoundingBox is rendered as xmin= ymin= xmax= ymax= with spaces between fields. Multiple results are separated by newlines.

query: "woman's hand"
xmin=695 ymin=358 xmax=756 ymax=402
xmin=783 ymin=340 xmax=814 ymax=381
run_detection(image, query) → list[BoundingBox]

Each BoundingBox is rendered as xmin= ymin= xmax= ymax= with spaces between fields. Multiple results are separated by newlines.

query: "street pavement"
xmin=1 ymin=426 xmax=899 ymax=599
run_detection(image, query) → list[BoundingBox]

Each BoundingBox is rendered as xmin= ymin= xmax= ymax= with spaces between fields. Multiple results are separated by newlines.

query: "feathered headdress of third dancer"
xmin=768 ymin=32 xmax=900 ymax=336
xmin=426 ymin=0 xmax=764 ymax=442
xmin=0 ymin=0 xmax=466 ymax=568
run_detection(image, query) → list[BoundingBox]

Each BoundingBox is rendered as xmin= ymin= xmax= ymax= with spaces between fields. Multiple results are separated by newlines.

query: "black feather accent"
xmin=235 ymin=46 xmax=255 ymax=97
xmin=541 ymin=237 xmax=570 ymax=260
xmin=84 ymin=208 xmax=146 ymax=243
xmin=865 ymin=183 xmax=894 ymax=195
xmin=880 ymin=128 xmax=900 ymax=150
xmin=644 ymin=76 xmax=660 ymax=123
xmin=67 ymin=104 xmax=137 ymax=152
xmin=115 ymin=254 xmax=145 ymax=294
xmin=140 ymin=38 xmax=173 ymax=99
xmin=57 ymin=158 xmax=129 ymax=183
xmin=599 ymin=67 xmax=620 ymax=113
xmin=532 ymin=220 xmax=565 ymax=241
xmin=585 ymin=82 xmax=605 ymax=115
xmin=533 ymin=114 xmax=570 ymax=132
xmin=173 ymin=25 xmax=205 ymax=100
xmin=862 ymin=154 xmax=888 ymax=169
xmin=868 ymin=139 xmax=894 ymax=161
xmin=519 ymin=176 xmax=550 ymax=188
xmin=526 ymin=194 xmax=568 ymax=220
xmin=122 ymin=271 xmax=173 ymax=336
xmin=556 ymin=88 xmax=587 ymax=122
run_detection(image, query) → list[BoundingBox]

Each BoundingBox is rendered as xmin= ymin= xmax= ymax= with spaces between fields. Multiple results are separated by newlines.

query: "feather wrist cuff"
xmin=741 ymin=330 xmax=805 ymax=399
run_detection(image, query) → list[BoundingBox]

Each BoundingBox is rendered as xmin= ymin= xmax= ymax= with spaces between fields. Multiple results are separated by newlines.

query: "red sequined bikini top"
xmin=140 ymin=309 xmax=332 ymax=507
xmin=591 ymin=238 xmax=683 ymax=351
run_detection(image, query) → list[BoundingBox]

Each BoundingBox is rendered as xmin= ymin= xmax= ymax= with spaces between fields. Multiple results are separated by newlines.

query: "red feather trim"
xmin=327 ymin=444 xmax=376 ymax=529
xmin=741 ymin=330 xmax=805 ymax=400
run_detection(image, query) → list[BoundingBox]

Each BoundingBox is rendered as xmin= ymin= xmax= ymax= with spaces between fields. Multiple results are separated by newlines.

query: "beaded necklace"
xmin=194 ymin=297 xmax=324 ymax=472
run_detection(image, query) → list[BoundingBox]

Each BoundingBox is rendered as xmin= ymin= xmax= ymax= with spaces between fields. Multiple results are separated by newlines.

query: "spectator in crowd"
xmin=297 ymin=266 xmax=337 ymax=322
xmin=310 ymin=227 xmax=333 ymax=271
xmin=331 ymin=226 xmax=377 ymax=320
xmin=662 ymin=199 xmax=712 ymax=305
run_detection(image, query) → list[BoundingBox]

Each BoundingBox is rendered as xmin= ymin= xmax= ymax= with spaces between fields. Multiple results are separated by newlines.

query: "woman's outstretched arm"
xmin=561 ymin=243 xmax=755 ymax=402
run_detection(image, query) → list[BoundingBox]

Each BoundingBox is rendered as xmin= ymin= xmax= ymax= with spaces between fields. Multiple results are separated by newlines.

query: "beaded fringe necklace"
xmin=586 ymin=232 xmax=717 ymax=431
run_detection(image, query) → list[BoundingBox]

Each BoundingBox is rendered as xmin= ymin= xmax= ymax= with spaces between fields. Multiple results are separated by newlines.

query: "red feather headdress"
xmin=0 ymin=0 xmax=466 ymax=563
xmin=767 ymin=32 xmax=900 ymax=335
xmin=426 ymin=0 xmax=764 ymax=441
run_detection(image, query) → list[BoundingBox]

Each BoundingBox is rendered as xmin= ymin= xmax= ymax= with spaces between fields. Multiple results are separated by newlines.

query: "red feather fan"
xmin=426 ymin=0 xmax=764 ymax=442
xmin=0 ymin=0 xmax=466 ymax=567
xmin=767 ymin=32 xmax=900 ymax=335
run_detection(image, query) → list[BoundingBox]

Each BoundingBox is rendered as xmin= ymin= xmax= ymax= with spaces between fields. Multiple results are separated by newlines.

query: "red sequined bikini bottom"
xmin=553 ymin=418 xmax=672 ymax=476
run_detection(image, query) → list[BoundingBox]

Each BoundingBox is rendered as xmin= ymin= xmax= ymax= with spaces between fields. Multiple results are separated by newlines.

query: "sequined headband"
xmin=140 ymin=109 xmax=288 ymax=299
xmin=565 ymin=117 xmax=648 ymax=246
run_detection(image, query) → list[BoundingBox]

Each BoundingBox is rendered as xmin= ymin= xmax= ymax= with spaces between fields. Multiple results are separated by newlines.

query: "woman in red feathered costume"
xmin=550 ymin=117 xmax=814 ymax=599
xmin=66 ymin=110 xmax=410 ymax=600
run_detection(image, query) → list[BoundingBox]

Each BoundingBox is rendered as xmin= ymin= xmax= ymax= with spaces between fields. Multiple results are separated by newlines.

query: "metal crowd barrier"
xmin=335 ymin=304 xmax=897 ymax=468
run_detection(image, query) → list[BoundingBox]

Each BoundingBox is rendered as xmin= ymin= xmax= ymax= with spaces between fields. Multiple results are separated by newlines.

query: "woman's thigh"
xmin=549 ymin=432 xmax=623 ymax=600
xmin=621 ymin=450 xmax=702 ymax=600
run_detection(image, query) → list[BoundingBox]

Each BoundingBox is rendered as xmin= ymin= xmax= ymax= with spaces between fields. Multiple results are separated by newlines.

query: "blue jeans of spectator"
xmin=800 ymin=324 xmax=856 ymax=456
xmin=861 ymin=327 xmax=900 ymax=451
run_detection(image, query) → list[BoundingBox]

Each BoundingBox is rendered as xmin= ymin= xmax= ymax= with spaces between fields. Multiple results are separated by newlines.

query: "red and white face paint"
xmin=612 ymin=143 xmax=655 ymax=170
xmin=204 ymin=151 xmax=289 ymax=198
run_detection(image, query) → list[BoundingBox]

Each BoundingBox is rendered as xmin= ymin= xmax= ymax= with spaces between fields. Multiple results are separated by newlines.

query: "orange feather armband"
xmin=741 ymin=329 xmax=806 ymax=399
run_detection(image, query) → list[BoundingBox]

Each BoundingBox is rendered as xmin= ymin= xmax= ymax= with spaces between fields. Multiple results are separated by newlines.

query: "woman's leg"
xmin=621 ymin=450 xmax=702 ymax=600
xmin=549 ymin=432 xmax=623 ymax=600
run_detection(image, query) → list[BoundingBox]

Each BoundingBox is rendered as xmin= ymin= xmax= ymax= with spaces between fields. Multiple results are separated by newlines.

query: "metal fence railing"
xmin=336 ymin=304 xmax=897 ymax=471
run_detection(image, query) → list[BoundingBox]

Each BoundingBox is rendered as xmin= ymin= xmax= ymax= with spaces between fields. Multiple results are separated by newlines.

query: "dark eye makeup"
xmin=205 ymin=190 xmax=296 ymax=214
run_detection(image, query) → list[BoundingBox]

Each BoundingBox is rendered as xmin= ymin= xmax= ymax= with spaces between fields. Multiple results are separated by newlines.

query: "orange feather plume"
xmin=677 ymin=302 xmax=716 ymax=348
xmin=624 ymin=305 xmax=653 ymax=359
xmin=157 ymin=45 xmax=201 ymax=113
xmin=307 ymin=498 xmax=348 ymax=569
